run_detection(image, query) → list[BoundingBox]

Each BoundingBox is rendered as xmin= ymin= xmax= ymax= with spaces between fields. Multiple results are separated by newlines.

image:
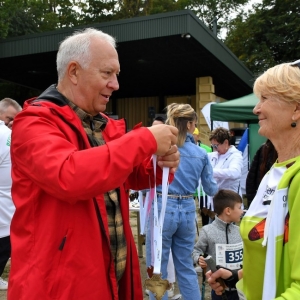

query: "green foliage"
xmin=149 ymin=0 xmax=186 ymax=15
xmin=225 ymin=0 xmax=300 ymax=75
xmin=0 ymin=1 xmax=9 ymax=38
xmin=187 ymin=0 xmax=249 ymax=33
xmin=0 ymin=0 xmax=84 ymax=39
xmin=0 ymin=0 xmax=253 ymax=39
xmin=1 ymin=0 xmax=299 ymax=78
xmin=77 ymin=0 xmax=116 ymax=24
xmin=0 ymin=0 xmax=38 ymax=38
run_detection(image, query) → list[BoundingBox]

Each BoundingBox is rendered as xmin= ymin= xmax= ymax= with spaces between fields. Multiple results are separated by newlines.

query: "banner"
xmin=201 ymin=102 xmax=229 ymax=130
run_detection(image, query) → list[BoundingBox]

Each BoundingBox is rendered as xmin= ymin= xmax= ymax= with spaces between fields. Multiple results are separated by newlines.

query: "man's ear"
xmin=67 ymin=61 xmax=79 ymax=85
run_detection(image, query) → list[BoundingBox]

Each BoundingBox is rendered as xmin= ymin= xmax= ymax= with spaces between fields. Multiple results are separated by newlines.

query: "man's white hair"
xmin=56 ymin=28 xmax=116 ymax=82
xmin=0 ymin=98 xmax=22 ymax=113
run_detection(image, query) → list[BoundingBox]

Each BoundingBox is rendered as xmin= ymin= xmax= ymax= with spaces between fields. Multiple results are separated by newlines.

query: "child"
xmin=192 ymin=189 xmax=243 ymax=300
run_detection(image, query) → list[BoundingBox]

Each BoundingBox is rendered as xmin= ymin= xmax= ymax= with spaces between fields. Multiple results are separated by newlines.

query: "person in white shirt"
xmin=0 ymin=121 xmax=14 ymax=290
xmin=0 ymin=98 xmax=21 ymax=129
xmin=0 ymin=98 xmax=21 ymax=290
xmin=208 ymin=127 xmax=243 ymax=194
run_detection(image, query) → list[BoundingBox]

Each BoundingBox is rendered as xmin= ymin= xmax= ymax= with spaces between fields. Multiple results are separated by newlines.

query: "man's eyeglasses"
xmin=211 ymin=143 xmax=220 ymax=149
xmin=290 ymin=59 xmax=300 ymax=68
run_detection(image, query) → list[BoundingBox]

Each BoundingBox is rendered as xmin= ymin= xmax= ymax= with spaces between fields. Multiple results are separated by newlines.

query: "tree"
xmin=187 ymin=0 xmax=249 ymax=37
xmin=0 ymin=0 xmax=82 ymax=39
xmin=225 ymin=0 xmax=300 ymax=75
xmin=0 ymin=0 xmax=39 ymax=38
xmin=0 ymin=0 xmax=254 ymax=39
xmin=76 ymin=0 xmax=116 ymax=24
xmin=148 ymin=0 xmax=187 ymax=15
xmin=74 ymin=0 xmax=250 ymax=33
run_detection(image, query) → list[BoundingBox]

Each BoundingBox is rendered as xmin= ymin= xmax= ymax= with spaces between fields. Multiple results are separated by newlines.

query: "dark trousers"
xmin=0 ymin=236 xmax=11 ymax=276
xmin=211 ymin=289 xmax=239 ymax=300
xmin=200 ymin=196 xmax=210 ymax=226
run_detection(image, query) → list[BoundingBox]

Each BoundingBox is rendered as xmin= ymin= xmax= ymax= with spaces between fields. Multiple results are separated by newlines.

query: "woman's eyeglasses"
xmin=211 ymin=143 xmax=220 ymax=149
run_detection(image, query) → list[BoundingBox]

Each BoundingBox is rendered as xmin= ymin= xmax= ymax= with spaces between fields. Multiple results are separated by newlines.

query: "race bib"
xmin=215 ymin=242 xmax=243 ymax=269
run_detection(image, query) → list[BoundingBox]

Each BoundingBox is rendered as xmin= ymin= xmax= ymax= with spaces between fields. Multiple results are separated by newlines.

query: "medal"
xmin=144 ymin=273 xmax=169 ymax=300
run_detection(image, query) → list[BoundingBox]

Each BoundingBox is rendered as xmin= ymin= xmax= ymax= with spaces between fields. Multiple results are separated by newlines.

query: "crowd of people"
xmin=1 ymin=26 xmax=300 ymax=300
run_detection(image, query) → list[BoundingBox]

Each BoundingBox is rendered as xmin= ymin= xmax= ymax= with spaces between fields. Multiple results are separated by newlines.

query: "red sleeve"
xmin=11 ymin=107 xmax=159 ymax=203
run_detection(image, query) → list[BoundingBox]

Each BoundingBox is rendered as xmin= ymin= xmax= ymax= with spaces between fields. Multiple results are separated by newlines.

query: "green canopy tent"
xmin=210 ymin=93 xmax=266 ymax=161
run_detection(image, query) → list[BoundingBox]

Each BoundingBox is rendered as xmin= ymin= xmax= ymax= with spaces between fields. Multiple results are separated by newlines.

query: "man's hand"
xmin=157 ymin=145 xmax=180 ymax=174
xmin=147 ymin=124 xmax=179 ymax=174
xmin=147 ymin=124 xmax=178 ymax=156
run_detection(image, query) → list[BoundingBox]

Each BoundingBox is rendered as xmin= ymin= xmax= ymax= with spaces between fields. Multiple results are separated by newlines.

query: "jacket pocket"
xmin=49 ymin=228 xmax=72 ymax=299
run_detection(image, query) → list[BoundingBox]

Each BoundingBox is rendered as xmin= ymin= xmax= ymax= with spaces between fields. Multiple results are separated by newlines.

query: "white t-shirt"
xmin=0 ymin=121 xmax=15 ymax=238
xmin=246 ymin=163 xmax=286 ymax=219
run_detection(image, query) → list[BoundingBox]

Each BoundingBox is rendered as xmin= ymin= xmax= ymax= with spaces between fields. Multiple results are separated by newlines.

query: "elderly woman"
xmin=208 ymin=127 xmax=243 ymax=194
xmin=146 ymin=103 xmax=218 ymax=300
xmin=206 ymin=60 xmax=300 ymax=300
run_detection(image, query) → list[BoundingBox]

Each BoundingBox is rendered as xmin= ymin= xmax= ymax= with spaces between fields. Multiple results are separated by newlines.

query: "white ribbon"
xmin=139 ymin=190 xmax=155 ymax=235
xmin=197 ymin=179 xmax=201 ymax=208
xmin=150 ymin=155 xmax=169 ymax=274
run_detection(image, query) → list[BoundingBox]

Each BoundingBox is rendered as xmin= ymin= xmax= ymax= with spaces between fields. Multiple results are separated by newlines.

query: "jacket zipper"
xmin=59 ymin=236 xmax=67 ymax=250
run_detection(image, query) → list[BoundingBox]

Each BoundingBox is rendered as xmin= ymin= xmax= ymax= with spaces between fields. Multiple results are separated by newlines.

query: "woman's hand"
xmin=206 ymin=268 xmax=233 ymax=295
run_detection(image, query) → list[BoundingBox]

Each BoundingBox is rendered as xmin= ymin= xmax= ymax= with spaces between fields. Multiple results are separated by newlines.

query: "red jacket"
xmin=9 ymin=85 xmax=167 ymax=300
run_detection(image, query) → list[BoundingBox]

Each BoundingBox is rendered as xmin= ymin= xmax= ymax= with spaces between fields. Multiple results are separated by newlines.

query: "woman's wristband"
xmin=217 ymin=266 xmax=239 ymax=288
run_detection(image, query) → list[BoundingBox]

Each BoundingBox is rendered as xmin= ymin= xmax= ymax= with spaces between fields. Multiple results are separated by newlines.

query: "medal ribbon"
xmin=151 ymin=155 xmax=169 ymax=274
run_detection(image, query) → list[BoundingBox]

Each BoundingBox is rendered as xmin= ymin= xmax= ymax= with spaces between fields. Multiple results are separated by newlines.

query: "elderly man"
xmin=0 ymin=98 xmax=22 ymax=129
xmin=9 ymin=28 xmax=179 ymax=300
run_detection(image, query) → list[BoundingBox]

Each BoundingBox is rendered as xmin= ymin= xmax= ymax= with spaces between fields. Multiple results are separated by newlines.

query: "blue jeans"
xmin=146 ymin=196 xmax=201 ymax=300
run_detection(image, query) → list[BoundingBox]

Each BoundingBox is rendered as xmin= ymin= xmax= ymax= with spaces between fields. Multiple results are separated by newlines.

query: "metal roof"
xmin=0 ymin=9 xmax=253 ymax=100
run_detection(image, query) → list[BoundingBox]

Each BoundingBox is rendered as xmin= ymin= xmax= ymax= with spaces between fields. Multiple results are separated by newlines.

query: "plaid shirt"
xmin=67 ymin=99 xmax=127 ymax=281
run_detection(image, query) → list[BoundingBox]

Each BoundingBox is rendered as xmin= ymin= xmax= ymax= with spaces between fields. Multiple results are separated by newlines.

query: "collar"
xmin=66 ymin=98 xmax=107 ymax=131
xmin=186 ymin=133 xmax=195 ymax=143
xmin=33 ymin=84 xmax=107 ymax=131
xmin=214 ymin=215 xmax=233 ymax=229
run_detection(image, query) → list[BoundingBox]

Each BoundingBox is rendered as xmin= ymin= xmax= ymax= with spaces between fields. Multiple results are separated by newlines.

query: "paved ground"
xmin=0 ymin=259 xmax=9 ymax=300
xmin=0 ymin=211 xmax=211 ymax=300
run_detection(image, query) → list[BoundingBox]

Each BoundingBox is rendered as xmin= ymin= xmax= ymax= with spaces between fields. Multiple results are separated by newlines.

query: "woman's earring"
xmin=291 ymin=122 xmax=297 ymax=128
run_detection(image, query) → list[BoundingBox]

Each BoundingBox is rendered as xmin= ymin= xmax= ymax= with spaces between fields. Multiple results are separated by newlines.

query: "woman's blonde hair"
xmin=254 ymin=62 xmax=300 ymax=104
xmin=165 ymin=103 xmax=197 ymax=147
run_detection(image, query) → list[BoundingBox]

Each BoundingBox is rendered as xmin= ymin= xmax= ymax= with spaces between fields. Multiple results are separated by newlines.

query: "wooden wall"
xmin=105 ymin=76 xmax=244 ymax=135
xmin=113 ymin=97 xmax=160 ymax=129
xmin=107 ymin=95 xmax=197 ymax=130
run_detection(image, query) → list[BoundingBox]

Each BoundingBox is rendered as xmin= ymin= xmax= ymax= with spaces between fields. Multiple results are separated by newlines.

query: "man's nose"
xmin=108 ymin=75 xmax=119 ymax=91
